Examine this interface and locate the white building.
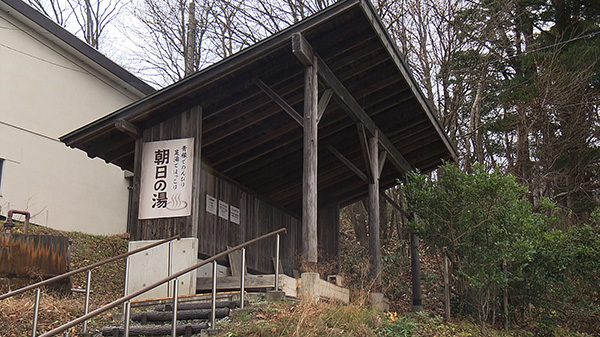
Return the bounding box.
[0,0,154,234]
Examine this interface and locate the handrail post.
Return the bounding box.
[122,255,130,322]
[171,277,179,337]
[275,233,280,291]
[123,301,131,337]
[240,248,246,309]
[82,269,92,333]
[168,241,174,295]
[32,287,41,337]
[211,260,217,329]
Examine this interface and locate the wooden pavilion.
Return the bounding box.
[61,0,456,285]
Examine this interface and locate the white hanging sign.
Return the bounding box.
[206,195,217,215]
[218,200,229,220]
[230,206,240,224]
[139,138,194,219]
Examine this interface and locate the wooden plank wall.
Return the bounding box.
[130,107,203,240]
[198,167,302,275]
[318,203,340,275]
[129,106,341,276]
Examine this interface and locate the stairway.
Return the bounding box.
[101,298,247,336]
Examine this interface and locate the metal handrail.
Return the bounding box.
[38,227,287,337]
[0,235,180,301]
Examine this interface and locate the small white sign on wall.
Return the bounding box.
[230,206,240,224]
[139,138,194,219]
[206,195,217,215]
[218,200,229,220]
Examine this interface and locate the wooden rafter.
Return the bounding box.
[317,88,333,123]
[115,119,142,139]
[378,151,387,178]
[291,32,412,174]
[253,78,304,126]
[357,124,371,178]
[328,145,369,183]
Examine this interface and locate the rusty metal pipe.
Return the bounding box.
[5,209,31,234]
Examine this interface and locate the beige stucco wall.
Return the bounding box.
[0,9,145,234]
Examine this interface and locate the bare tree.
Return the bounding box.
[124,0,338,87]
[27,0,72,26]
[27,0,123,49]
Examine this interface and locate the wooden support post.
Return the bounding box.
[302,57,319,270]
[411,229,423,312]
[368,131,381,288]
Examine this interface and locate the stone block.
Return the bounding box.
[200,328,220,337]
[230,308,251,318]
[369,292,390,312]
[266,290,285,301]
[300,272,320,302]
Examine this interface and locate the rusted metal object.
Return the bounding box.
[4,209,31,234]
[0,234,70,292]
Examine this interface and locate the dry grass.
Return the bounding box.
[216,300,389,337]
[1,290,84,337]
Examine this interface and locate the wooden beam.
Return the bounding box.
[292,33,412,174]
[292,32,315,66]
[115,119,142,139]
[318,55,412,173]
[328,145,369,184]
[368,132,381,288]
[357,124,372,178]
[253,78,304,126]
[204,50,388,150]
[317,88,333,123]
[302,59,319,267]
[380,191,410,219]
[378,151,387,178]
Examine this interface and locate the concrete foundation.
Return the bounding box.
[229,307,252,319]
[200,328,220,337]
[266,290,286,301]
[300,272,320,302]
[369,292,390,312]
[299,272,349,303]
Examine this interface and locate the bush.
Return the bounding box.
[405,163,600,333]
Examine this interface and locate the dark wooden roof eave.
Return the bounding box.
[59,0,362,148]
[59,0,457,212]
